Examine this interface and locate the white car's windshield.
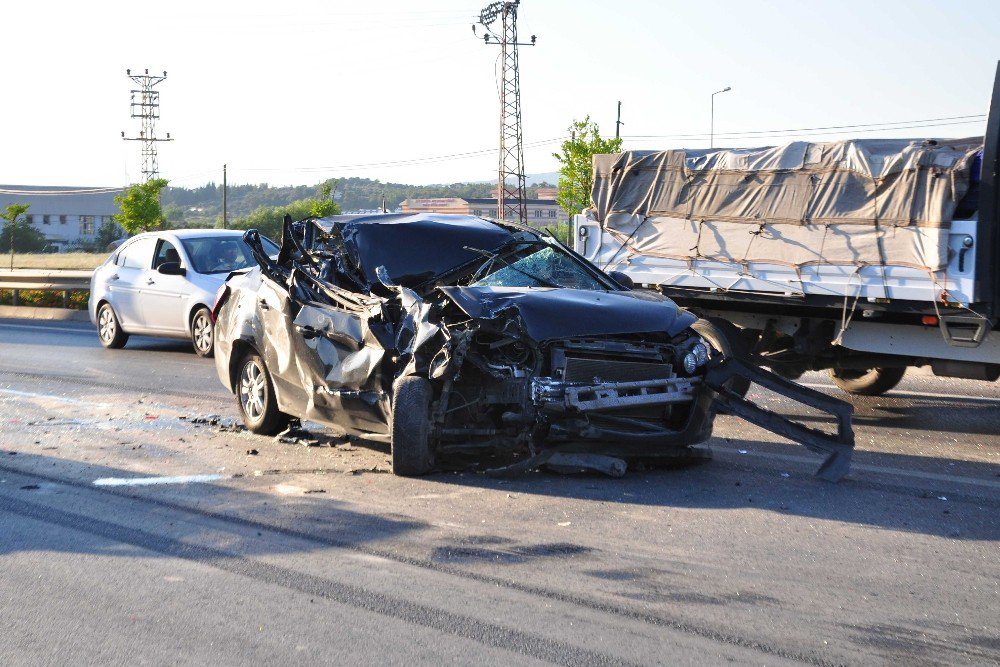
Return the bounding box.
[182,236,278,274]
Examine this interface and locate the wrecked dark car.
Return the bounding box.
[212,213,855,479]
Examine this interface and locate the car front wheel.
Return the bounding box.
[236,352,290,434]
[191,307,214,357]
[97,303,129,349]
[390,376,434,476]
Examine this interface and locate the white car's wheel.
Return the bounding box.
[97,303,129,349]
[191,307,214,357]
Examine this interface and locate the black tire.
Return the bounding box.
[235,352,290,434]
[829,367,906,396]
[692,317,751,398]
[191,306,214,358]
[96,302,129,349]
[390,376,434,476]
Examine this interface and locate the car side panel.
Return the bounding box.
[216,269,390,436]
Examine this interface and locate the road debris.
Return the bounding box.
[546,453,627,478]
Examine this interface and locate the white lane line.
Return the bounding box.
[93,474,226,487]
[798,383,1000,404]
[0,322,93,334]
[714,445,1000,490]
[0,387,111,407]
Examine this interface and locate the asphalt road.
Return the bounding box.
[1,317,998,665]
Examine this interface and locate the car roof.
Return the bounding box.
[163,229,247,240]
[125,228,247,242]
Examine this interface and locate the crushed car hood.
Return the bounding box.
[438,286,697,341]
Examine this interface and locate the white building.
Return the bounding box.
[0,185,122,250]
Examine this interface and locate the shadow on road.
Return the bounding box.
[0,451,426,557]
[416,441,1000,541]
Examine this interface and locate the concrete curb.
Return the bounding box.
[0,305,91,322]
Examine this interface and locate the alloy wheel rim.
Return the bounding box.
[194,314,212,351]
[99,308,115,341]
[239,361,266,420]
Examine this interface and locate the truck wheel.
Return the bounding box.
[236,352,290,434]
[829,367,906,396]
[391,376,434,476]
[692,318,751,398]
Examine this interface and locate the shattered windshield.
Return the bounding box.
[470,244,608,291]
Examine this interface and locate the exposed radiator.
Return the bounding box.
[563,356,674,384]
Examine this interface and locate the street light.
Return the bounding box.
[710,86,732,149]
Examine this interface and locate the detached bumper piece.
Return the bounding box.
[532,376,699,412]
[705,357,855,482]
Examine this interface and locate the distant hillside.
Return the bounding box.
[161,177,557,227]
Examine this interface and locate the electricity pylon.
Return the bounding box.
[122,69,172,182]
[475,2,535,223]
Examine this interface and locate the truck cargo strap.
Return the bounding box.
[705,357,855,482]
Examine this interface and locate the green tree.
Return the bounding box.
[2,204,44,267]
[113,178,169,236]
[552,116,622,220]
[310,181,340,217]
[94,219,124,250]
[230,183,342,240]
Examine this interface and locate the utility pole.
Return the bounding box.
[616,101,623,139]
[222,164,228,229]
[122,69,173,182]
[475,2,536,223]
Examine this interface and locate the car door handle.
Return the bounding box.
[108,274,119,282]
[146,278,156,285]
[295,324,319,340]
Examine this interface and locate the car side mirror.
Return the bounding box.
[608,270,634,290]
[157,261,186,276]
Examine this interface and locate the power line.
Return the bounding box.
[231,138,564,174]
[624,114,987,141]
[0,186,124,196]
[624,119,987,143]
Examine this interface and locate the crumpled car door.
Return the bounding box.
[286,301,390,436]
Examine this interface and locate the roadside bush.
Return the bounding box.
[0,288,89,310]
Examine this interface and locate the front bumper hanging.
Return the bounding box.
[704,356,855,482]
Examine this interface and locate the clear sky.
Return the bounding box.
[3,0,999,188]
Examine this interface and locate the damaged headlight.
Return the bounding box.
[682,340,710,374]
[682,352,698,374]
[693,342,709,366]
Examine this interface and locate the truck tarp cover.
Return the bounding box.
[591,139,982,271]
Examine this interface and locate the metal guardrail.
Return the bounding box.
[0,269,93,307]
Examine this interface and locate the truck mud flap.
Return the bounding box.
[705,357,855,482]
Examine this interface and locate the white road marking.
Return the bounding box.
[0,387,111,407]
[0,322,92,334]
[93,474,226,487]
[799,383,1000,404]
[713,445,1000,490]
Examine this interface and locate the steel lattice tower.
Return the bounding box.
[122,69,172,182]
[477,2,535,223]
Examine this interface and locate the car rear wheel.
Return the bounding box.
[236,352,290,434]
[829,367,906,396]
[191,307,214,357]
[97,303,129,349]
[390,376,434,476]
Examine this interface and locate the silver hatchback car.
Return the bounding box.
[89,229,278,356]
